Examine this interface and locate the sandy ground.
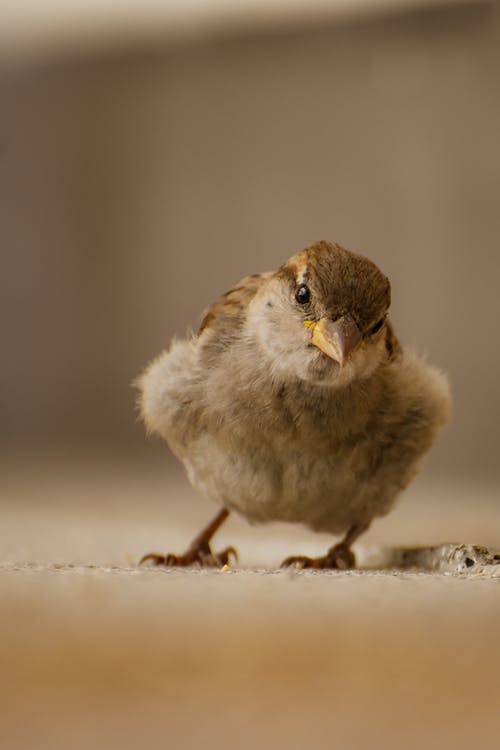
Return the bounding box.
[2,452,500,750]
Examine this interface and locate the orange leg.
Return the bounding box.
[139,507,237,568]
[281,522,370,570]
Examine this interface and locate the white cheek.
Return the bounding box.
[247,292,314,380]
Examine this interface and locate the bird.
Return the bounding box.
[137,240,451,569]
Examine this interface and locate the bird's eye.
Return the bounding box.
[295,284,311,304]
[369,317,385,336]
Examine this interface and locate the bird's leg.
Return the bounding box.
[139,507,238,568]
[281,522,370,570]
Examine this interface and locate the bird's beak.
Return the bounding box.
[305,315,362,367]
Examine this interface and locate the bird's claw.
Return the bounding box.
[139,552,170,566]
[280,554,318,570]
[139,544,238,569]
[281,544,356,570]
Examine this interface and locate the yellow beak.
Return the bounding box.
[305,315,362,367]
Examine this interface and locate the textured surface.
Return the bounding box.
[2,455,500,750]
[3,563,500,750]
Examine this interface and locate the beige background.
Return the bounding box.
[2,1,500,482]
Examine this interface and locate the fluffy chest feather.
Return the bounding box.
[139,332,449,537]
[180,375,391,534]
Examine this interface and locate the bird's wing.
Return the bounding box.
[198,272,272,339]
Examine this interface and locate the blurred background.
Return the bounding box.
[2,3,500,750]
[1,0,500,549]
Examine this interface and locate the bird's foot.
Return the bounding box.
[281,542,356,571]
[139,541,238,569]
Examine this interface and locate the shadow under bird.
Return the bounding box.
[137,241,450,569]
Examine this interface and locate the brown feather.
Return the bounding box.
[384,320,401,361]
[198,273,270,337]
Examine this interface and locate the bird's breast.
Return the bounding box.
[181,423,373,534]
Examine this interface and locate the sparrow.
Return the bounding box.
[137,241,451,569]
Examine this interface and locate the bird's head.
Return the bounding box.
[247,241,392,387]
